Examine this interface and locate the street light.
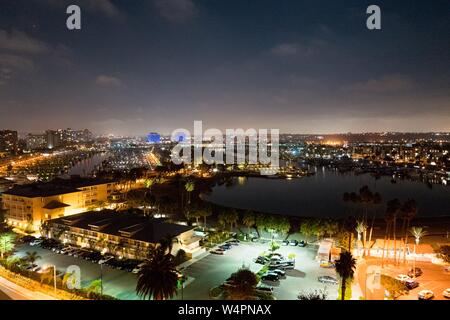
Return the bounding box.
[43,264,57,293]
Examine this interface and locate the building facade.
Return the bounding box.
[0,130,18,155]
[43,210,202,260]
[1,177,116,231]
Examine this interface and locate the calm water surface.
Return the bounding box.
[203,167,450,218]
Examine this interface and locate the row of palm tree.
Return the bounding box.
[381,199,418,266]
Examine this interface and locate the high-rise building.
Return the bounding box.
[0,130,18,154]
[26,133,47,150]
[46,130,61,149]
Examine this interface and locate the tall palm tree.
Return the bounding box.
[409,227,427,278]
[343,216,357,252]
[242,211,256,232]
[184,181,195,205]
[367,192,382,256]
[401,200,417,263]
[410,226,427,245]
[355,220,367,256]
[159,234,176,255]
[199,207,212,230]
[335,251,357,301]
[136,247,178,300]
[384,199,401,264]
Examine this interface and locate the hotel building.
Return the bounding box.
[1,177,116,231]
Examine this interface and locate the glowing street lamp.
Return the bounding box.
[42,264,57,293]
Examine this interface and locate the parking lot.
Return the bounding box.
[14,243,140,300]
[383,261,450,300]
[182,241,339,300]
[12,239,339,300]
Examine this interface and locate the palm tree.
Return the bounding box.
[184,181,195,205]
[409,226,427,276]
[343,216,357,252]
[199,207,212,230]
[23,251,41,266]
[334,251,357,301]
[136,247,179,300]
[401,200,417,263]
[86,279,102,298]
[355,220,367,256]
[159,234,176,255]
[226,268,258,300]
[242,211,256,232]
[384,199,401,264]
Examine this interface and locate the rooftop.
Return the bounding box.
[2,176,114,198]
[49,210,194,244]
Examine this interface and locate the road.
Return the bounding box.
[0,276,55,300]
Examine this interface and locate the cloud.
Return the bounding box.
[0,29,49,54]
[270,40,326,58]
[153,0,197,23]
[342,74,416,94]
[0,54,35,85]
[95,75,122,87]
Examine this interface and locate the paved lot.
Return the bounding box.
[383,261,450,300]
[182,242,339,300]
[14,244,140,300]
[14,242,339,300]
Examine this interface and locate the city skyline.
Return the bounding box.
[0,0,449,135]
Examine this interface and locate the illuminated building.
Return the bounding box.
[44,210,202,260]
[0,130,18,155]
[147,132,161,144]
[1,177,116,231]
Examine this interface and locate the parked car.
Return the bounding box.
[289,240,298,246]
[270,269,286,277]
[211,248,226,255]
[251,237,259,242]
[255,285,273,293]
[59,246,73,254]
[418,290,434,300]
[261,273,279,282]
[405,279,419,290]
[25,264,38,271]
[318,276,338,285]
[320,260,335,268]
[29,239,42,246]
[268,253,283,258]
[282,240,289,246]
[20,235,36,244]
[407,268,423,278]
[444,266,450,272]
[255,256,269,264]
[298,240,307,247]
[98,255,114,264]
[443,288,450,299]
[395,274,411,282]
[219,244,232,250]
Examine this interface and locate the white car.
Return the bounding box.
[443,288,450,299]
[98,256,114,264]
[418,290,434,300]
[395,274,410,282]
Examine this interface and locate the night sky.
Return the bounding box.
[0,0,449,135]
